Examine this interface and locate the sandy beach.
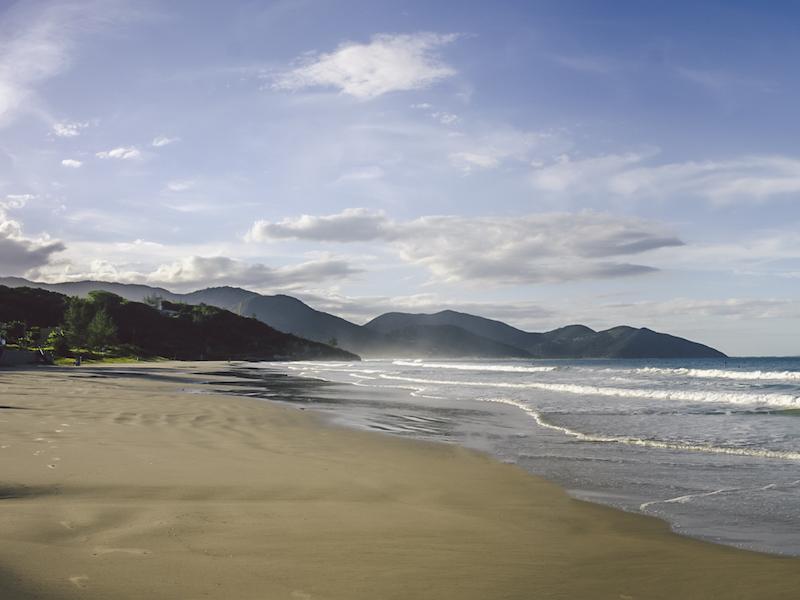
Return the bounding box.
[1,363,799,599]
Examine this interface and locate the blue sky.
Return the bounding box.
[1,0,799,355]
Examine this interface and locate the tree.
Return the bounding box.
[64,298,94,347]
[88,290,124,312]
[86,308,117,351]
[0,320,27,345]
[49,330,70,356]
[143,294,162,309]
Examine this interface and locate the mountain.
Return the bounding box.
[0,276,181,303]
[0,277,726,358]
[0,278,383,354]
[365,311,725,358]
[0,285,358,362]
[221,293,387,353]
[381,324,532,358]
[365,309,537,350]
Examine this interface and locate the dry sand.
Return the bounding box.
[1,362,799,599]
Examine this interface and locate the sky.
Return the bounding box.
[1,0,799,356]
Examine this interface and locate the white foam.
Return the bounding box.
[378,374,800,409]
[392,360,557,373]
[637,367,800,382]
[480,397,800,461]
[286,362,383,375]
[640,479,800,511]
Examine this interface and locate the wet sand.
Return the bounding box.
[1,362,799,599]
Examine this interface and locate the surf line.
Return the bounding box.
[478,397,800,462]
[378,374,800,409]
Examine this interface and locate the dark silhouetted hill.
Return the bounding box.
[0,285,357,361]
[1,277,726,358]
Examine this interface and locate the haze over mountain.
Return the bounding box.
[1,277,725,359]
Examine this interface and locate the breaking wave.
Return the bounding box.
[378,374,800,409]
[392,360,557,373]
[637,367,800,382]
[481,397,800,461]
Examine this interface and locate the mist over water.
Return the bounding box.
[270,356,800,556]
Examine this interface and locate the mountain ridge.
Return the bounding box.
[0,277,726,359]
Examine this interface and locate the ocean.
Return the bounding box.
[264,356,800,556]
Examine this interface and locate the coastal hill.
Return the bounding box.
[0,285,358,362]
[0,277,726,359]
[365,311,725,358]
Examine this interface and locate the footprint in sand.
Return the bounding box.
[33,450,43,456]
[60,521,75,530]
[47,464,57,469]
[69,575,89,589]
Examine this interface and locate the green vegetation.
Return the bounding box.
[0,285,358,362]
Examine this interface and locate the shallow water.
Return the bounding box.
[261,357,800,556]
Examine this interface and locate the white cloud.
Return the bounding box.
[247,209,683,284]
[148,256,359,288]
[0,7,71,125]
[273,32,458,99]
[152,135,180,147]
[61,158,83,168]
[164,180,194,192]
[449,151,500,170]
[433,111,459,125]
[52,120,88,137]
[247,208,391,243]
[530,152,648,192]
[450,129,560,173]
[531,152,800,204]
[0,1,135,127]
[1,194,36,209]
[96,146,141,160]
[38,254,361,291]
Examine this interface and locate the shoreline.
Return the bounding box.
[2,362,800,599]
[278,357,800,556]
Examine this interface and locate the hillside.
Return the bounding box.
[0,285,358,362]
[366,311,725,359]
[0,277,726,358]
[0,278,384,353]
[366,309,538,350]
[380,324,532,358]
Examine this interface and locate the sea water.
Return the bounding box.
[270,357,800,555]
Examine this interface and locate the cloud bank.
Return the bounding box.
[248,208,683,284]
[531,152,800,204]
